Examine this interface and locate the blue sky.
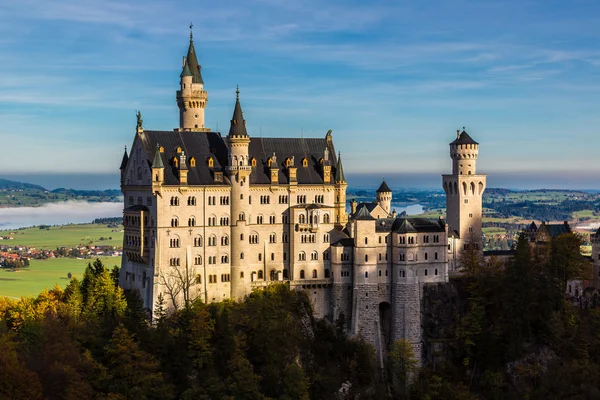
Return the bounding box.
[1,0,600,188]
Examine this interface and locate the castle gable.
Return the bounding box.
[248,137,335,185]
[123,136,152,186]
[138,130,229,186]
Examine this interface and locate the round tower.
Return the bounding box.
[442,128,486,267]
[176,27,209,131]
[376,180,392,216]
[227,88,252,300]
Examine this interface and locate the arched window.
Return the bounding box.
[270,270,277,281]
[299,214,306,224]
[170,196,179,206]
[323,213,330,223]
[424,252,428,260]
[312,269,317,278]
[207,157,214,167]
[240,252,244,259]
[221,254,229,263]
[194,255,202,265]
[251,158,257,167]
[365,254,369,262]
[299,251,306,261]
[188,217,196,227]
[302,158,308,167]
[300,270,305,279]
[189,157,196,167]
[258,270,264,280]
[365,237,368,244]
[425,269,428,276]
[208,235,216,246]
[221,235,229,246]
[311,251,318,261]
[171,217,179,227]
[324,269,330,278]
[435,268,438,275]
[194,236,202,247]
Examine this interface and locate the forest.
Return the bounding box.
[1,232,599,399]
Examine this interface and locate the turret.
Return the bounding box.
[176,25,209,132]
[450,128,479,175]
[334,152,348,225]
[376,180,392,216]
[226,87,252,300]
[179,151,188,185]
[119,146,129,186]
[151,144,164,194]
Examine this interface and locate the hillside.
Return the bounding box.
[0,179,121,207]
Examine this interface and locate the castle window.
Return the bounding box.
[221,235,229,246]
[251,158,257,167]
[365,237,368,245]
[283,252,287,261]
[207,157,214,168]
[269,215,276,224]
[365,271,368,278]
[464,199,469,204]
[365,255,369,262]
[271,253,275,261]
[425,269,428,276]
[399,270,405,277]
[302,158,308,167]
[299,251,306,261]
[220,216,230,226]
[194,236,203,247]
[269,233,276,243]
[188,217,196,227]
[239,213,245,221]
[379,237,382,244]
[258,254,262,262]
[285,158,291,167]
[379,270,382,277]
[312,269,317,278]
[311,251,318,261]
[221,255,229,263]
[299,214,306,224]
[173,157,179,167]
[159,146,164,153]
[257,270,263,280]
[323,213,330,223]
[323,233,330,242]
[424,252,428,260]
[325,269,330,278]
[379,253,382,261]
[399,253,405,261]
[171,217,179,227]
[283,269,289,279]
[435,268,438,276]
[208,235,216,246]
[424,235,429,243]
[170,196,180,206]
[250,234,258,244]
[385,269,388,276]
[257,215,263,224]
[282,233,288,243]
[267,157,273,167]
[194,256,202,265]
[187,196,196,206]
[435,252,438,260]
[189,157,196,167]
[300,270,305,279]
[169,237,180,248]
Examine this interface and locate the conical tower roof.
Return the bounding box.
[180,60,192,78]
[376,180,391,193]
[152,145,164,168]
[228,87,248,137]
[119,147,129,170]
[335,152,346,182]
[185,30,203,84]
[451,128,478,145]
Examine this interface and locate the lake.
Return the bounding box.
[0,201,123,230]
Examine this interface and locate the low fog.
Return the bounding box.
[0,201,123,230]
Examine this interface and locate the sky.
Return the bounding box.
[1,0,599,189]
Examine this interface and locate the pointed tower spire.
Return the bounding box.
[335,152,346,182]
[119,146,129,170]
[185,23,203,84]
[228,86,248,137]
[152,144,164,169]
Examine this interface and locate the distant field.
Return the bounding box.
[0,223,123,249]
[573,210,600,220]
[483,227,507,235]
[0,256,121,299]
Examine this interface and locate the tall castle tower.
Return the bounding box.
[442,128,486,269]
[227,88,252,300]
[176,26,209,131]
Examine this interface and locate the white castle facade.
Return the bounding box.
[119,32,486,359]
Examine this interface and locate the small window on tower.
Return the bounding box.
[207,157,214,168]
[189,157,196,167]
[159,146,165,153]
[251,158,257,167]
[176,147,182,153]
[302,158,308,167]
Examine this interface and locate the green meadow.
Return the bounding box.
[0,223,123,249]
[0,256,121,299]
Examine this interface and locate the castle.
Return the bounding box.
[118,31,486,360]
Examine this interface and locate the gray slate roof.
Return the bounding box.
[137,130,339,186]
[120,148,129,170]
[451,129,478,146]
[376,180,391,193]
[185,37,203,84]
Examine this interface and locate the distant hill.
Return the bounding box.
[0,179,122,207]
[0,178,46,191]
